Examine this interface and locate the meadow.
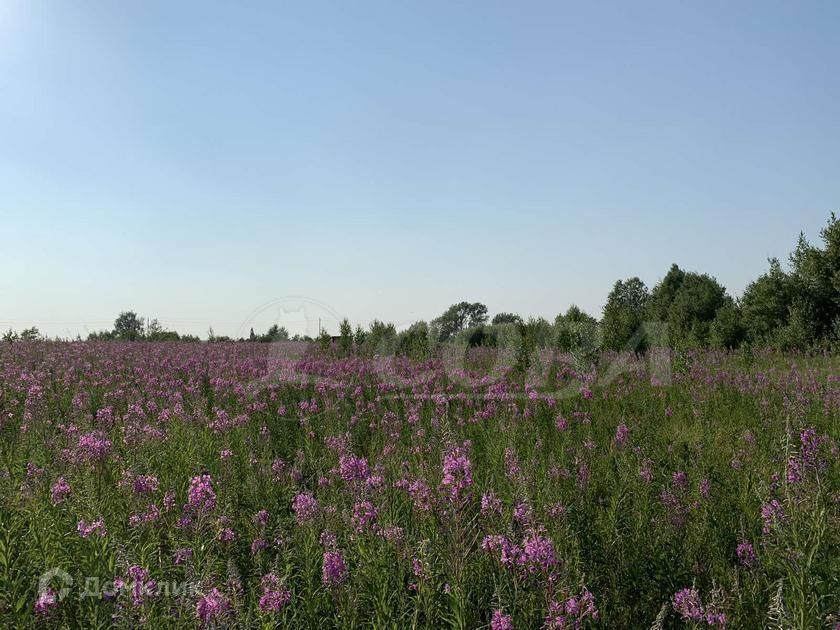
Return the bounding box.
[0,341,837,628]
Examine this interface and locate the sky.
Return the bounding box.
[1,1,838,338]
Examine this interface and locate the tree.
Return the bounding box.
[786,213,840,345]
[147,319,180,341]
[554,305,598,352]
[491,312,523,326]
[709,302,745,349]
[353,325,367,346]
[740,259,794,344]
[20,326,42,341]
[2,328,19,343]
[317,327,332,351]
[365,320,397,355]
[433,302,488,341]
[261,325,289,343]
[601,278,649,351]
[666,273,729,347]
[647,264,686,322]
[645,266,730,347]
[397,321,433,358]
[114,311,144,341]
[338,318,353,356]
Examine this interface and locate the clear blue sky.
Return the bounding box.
[1,1,838,338]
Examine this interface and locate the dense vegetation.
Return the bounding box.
[0,342,837,628]
[5,213,839,354]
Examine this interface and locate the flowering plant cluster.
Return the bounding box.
[1,342,837,627]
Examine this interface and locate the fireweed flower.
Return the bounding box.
[737,541,758,568]
[440,442,473,500]
[173,547,193,565]
[799,427,823,469]
[761,499,784,536]
[320,530,338,549]
[50,477,71,505]
[258,573,291,614]
[132,474,159,495]
[490,609,514,630]
[217,527,236,543]
[163,490,176,512]
[251,538,268,554]
[614,423,629,447]
[504,448,522,481]
[704,607,727,626]
[253,509,270,526]
[406,478,434,513]
[291,492,319,524]
[481,492,503,516]
[338,454,370,483]
[322,550,348,587]
[672,587,704,622]
[482,534,520,568]
[195,588,230,625]
[351,500,379,534]
[544,590,598,628]
[124,565,157,607]
[77,518,107,538]
[786,456,803,484]
[512,500,533,524]
[77,431,112,463]
[566,589,598,621]
[34,588,58,615]
[381,525,404,544]
[186,474,216,513]
[518,532,557,573]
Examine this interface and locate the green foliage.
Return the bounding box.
[396,321,434,358]
[261,324,290,343]
[113,311,144,341]
[741,259,795,345]
[491,312,523,326]
[19,327,42,341]
[710,303,745,349]
[601,277,649,351]
[146,319,181,341]
[2,329,19,343]
[338,319,353,356]
[554,305,599,352]
[353,325,367,346]
[364,320,397,355]
[668,273,728,347]
[433,302,488,342]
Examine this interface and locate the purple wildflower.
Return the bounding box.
[490,609,514,630]
[195,588,230,626]
[736,541,758,568]
[50,477,72,505]
[672,587,704,621]
[186,474,216,513]
[34,588,58,615]
[291,492,319,524]
[322,550,348,587]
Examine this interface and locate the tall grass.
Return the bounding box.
[0,342,837,627]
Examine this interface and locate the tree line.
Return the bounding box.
[4,213,838,353]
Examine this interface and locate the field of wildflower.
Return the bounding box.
[0,341,837,628]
